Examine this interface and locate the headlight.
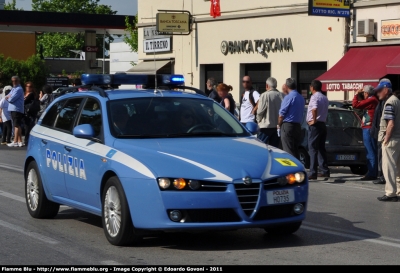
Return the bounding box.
[173,178,186,190]
[158,178,171,189]
[188,180,201,190]
[295,172,305,183]
[278,172,306,186]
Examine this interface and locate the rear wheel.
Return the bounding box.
[102,176,142,246]
[350,165,368,175]
[25,161,60,219]
[264,221,302,235]
[298,148,310,169]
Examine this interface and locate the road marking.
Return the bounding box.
[321,182,383,192]
[101,261,123,265]
[302,224,400,249]
[0,219,59,245]
[305,222,400,243]
[0,163,23,173]
[0,191,25,203]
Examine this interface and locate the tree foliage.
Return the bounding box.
[123,14,138,53]
[0,55,48,89]
[4,0,23,10]
[32,0,116,58]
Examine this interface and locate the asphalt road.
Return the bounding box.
[0,145,399,265]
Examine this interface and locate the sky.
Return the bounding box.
[5,0,138,15]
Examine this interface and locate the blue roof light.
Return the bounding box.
[80,73,185,87]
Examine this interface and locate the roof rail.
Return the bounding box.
[56,85,108,98]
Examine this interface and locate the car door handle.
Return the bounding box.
[64,146,72,152]
[41,139,47,145]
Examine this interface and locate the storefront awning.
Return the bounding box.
[126,60,170,73]
[317,46,400,91]
[387,53,400,74]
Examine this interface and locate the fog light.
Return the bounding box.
[278,177,287,186]
[188,180,201,190]
[158,178,171,189]
[293,203,304,215]
[169,210,182,222]
[286,174,297,185]
[295,172,305,183]
[173,178,186,190]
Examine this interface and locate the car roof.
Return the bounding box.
[55,88,212,101]
[304,105,352,111]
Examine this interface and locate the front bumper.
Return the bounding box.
[120,178,308,231]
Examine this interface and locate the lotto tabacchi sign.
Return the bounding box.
[220,38,293,55]
[308,0,350,17]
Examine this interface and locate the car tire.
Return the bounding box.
[102,176,142,246]
[298,148,310,169]
[264,221,302,235]
[350,165,368,176]
[25,161,60,219]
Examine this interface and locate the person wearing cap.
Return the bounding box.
[352,85,379,181]
[375,79,400,202]
[0,86,13,144]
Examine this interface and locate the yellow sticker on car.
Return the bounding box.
[275,158,298,167]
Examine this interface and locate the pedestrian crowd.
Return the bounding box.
[206,75,400,202]
[0,76,55,147]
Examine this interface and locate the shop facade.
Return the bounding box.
[136,0,346,101]
[317,0,400,97]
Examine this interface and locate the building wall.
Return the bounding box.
[138,0,346,101]
[0,32,36,60]
[109,42,138,74]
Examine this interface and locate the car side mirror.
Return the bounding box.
[245,122,260,135]
[73,124,101,143]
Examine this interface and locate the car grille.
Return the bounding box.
[234,183,260,216]
[253,203,305,221]
[184,209,241,223]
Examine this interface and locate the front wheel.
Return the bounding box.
[102,176,142,246]
[25,161,60,219]
[298,149,310,169]
[264,221,302,235]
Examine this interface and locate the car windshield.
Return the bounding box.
[326,110,361,128]
[108,97,249,138]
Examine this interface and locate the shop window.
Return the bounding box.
[200,64,223,93]
[244,63,271,94]
[293,62,327,100]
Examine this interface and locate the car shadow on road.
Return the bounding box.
[54,208,381,250]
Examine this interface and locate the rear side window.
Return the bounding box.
[54,98,84,132]
[77,98,102,137]
[327,111,361,128]
[41,100,65,127]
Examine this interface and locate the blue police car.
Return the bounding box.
[24,73,308,246]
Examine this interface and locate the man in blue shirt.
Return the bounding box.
[5,76,24,147]
[277,78,305,159]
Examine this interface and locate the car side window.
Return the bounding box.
[77,98,102,137]
[54,98,84,132]
[41,100,66,128]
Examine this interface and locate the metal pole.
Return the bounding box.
[103,31,105,74]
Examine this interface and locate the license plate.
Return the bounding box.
[336,155,356,160]
[267,189,295,205]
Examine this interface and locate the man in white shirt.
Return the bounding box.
[240,75,260,125]
[0,86,12,144]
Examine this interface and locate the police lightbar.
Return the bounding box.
[81,74,185,86]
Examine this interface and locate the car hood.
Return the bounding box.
[112,137,303,182]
